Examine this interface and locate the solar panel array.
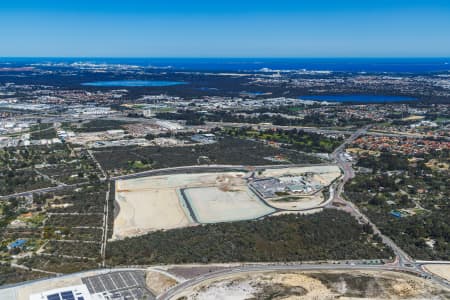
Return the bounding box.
[47,294,60,300]
[47,290,83,300]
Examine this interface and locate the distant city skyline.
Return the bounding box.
[1,0,450,57]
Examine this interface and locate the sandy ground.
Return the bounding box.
[145,270,178,296]
[113,169,339,239]
[424,264,450,282]
[267,193,325,210]
[190,280,256,300]
[113,181,193,239]
[116,172,247,191]
[184,186,275,223]
[113,172,251,239]
[178,270,450,300]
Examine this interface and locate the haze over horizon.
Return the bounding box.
[1,0,450,58]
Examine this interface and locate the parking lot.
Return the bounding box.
[82,270,155,300]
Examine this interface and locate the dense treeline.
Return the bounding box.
[29,124,57,140]
[44,241,101,258]
[46,214,103,227]
[0,144,71,169]
[94,136,322,174]
[0,263,48,285]
[45,185,108,213]
[18,256,98,274]
[375,211,449,260]
[225,127,343,153]
[0,169,54,196]
[156,109,376,127]
[106,210,392,265]
[0,144,100,195]
[357,152,409,171]
[67,119,134,133]
[347,152,450,260]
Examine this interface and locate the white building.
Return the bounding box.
[142,109,153,118]
[30,284,92,300]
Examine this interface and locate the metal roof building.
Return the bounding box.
[29,285,92,300]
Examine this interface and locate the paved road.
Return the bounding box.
[101,182,111,267]
[157,263,446,300]
[2,123,449,296]
[110,163,331,180]
[205,121,450,141]
[158,126,449,299]
[326,126,450,287]
[87,149,108,180]
[0,182,88,200]
[329,126,414,266]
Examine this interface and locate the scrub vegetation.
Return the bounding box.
[106,209,392,265]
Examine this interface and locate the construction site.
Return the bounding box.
[175,269,449,300]
[113,165,341,239]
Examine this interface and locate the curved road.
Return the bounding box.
[2,125,449,298]
[157,263,447,300]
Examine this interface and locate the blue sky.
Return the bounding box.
[1,0,449,57]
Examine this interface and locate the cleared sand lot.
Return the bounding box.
[424,264,450,282]
[183,186,275,223]
[113,172,256,239]
[114,175,194,239]
[114,184,192,239]
[113,167,340,239]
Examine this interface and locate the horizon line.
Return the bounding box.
[1,56,450,59]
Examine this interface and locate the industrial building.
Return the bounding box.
[30,285,91,300]
[250,174,322,198]
[28,270,154,300]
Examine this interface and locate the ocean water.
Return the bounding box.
[1,57,449,73]
[299,95,417,103]
[81,80,186,87]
